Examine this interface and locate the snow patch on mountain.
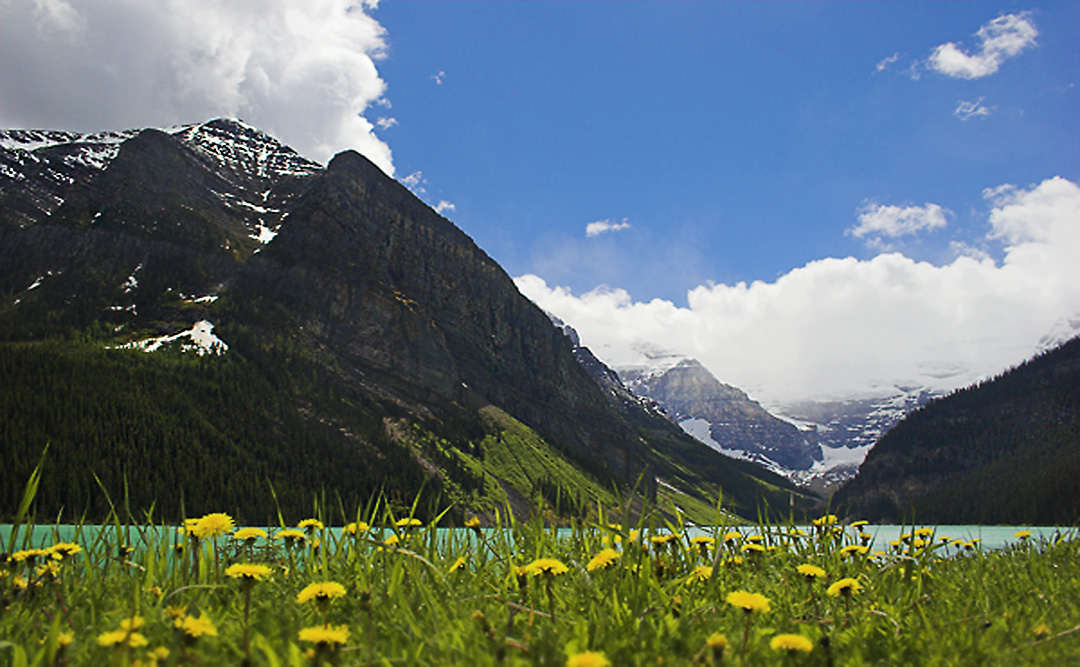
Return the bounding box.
[679,418,788,476]
[114,320,228,357]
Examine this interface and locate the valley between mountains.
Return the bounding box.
[2,119,1076,525]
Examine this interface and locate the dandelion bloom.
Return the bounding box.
[277,529,306,544]
[690,536,715,546]
[797,564,826,580]
[688,566,713,583]
[914,527,935,538]
[849,520,869,528]
[449,557,467,573]
[299,624,350,647]
[97,630,148,648]
[745,534,764,544]
[741,543,766,554]
[395,517,423,528]
[193,513,234,539]
[11,548,47,562]
[225,563,274,581]
[383,534,401,547]
[53,631,75,648]
[45,543,82,560]
[344,521,369,535]
[586,549,621,572]
[811,515,838,527]
[297,581,347,604]
[525,558,569,576]
[726,591,771,613]
[839,545,870,558]
[175,614,218,639]
[826,577,863,597]
[233,528,267,542]
[298,519,324,531]
[770,633,814,654]
[465,517,482,529]
[722,531,742,543]
[1014,530,1032,540]
[566,650,611,667]
[706,633,728,651]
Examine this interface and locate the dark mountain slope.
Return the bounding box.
[0,119,808,523]
[834,336,1080,524]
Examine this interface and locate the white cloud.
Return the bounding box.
[432,70,446,85]
[927,12,1038,79]
[517,177,1080,406]
[0,0,394,174]
[400,171,426,195]
[954,98,993,121]
[585,219,632,237]
[376,116,398,130]
[848,202,950,240]
[435,200,456,214]
[875,52,900,73]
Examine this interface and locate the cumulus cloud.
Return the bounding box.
[0,0,394,173]
[848,202,950,240]
[875,52,900,73]
[435,200,456,214]
[927,12,1038,79]
[517,177,1080,406]
[954,98,993,121]
[585,219,632,237]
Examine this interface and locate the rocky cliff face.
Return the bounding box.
[621,359,821,471]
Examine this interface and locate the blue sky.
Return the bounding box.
[2,0,1078,404]
[371,2,1078,303]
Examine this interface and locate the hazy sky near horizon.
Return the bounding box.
[2,0,1078,403]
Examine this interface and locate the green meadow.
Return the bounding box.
[2,466,1079,666]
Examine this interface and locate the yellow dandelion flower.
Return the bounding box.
[36,561,61,579]
[688,566,713,583]
[192,513,234,539]
[706,632,728,651]
[344,521,369,535]
[164,605,188,621]
[146,647,170,663]
[97,630,148,648]
[722,531,742,543]
[649,534,679,545]
[849,520,869,528]
[383,534,400,547]
[276,528,306,544]
[839,545,870,558]
[298,518,324,532]
[296,581,347,604]
[628,529,641,543]
[120,617,144,632]
[298,624,349,647]
[690,535,715,546]
[225,563,274,581]
[826,577,863,597]
[464,517,482,529]
[525,558,569,576]
[394,517,423,528]
[724,556,744,566]
[745,534,764,543]
[1014,530,1032,540]
[812,515,838,526]
[726,590,771,613]
[741,543,766,553]
[771,633,814,654]
[797,563,826,580]
[914,527,935,537]
[142,585,162,597]
[449,557,467,573]
[45,542,82,560]
[586,549,621,572]
[175,614,218,639]
[49,631,75,648]
[566,650,611,667]
[788,527,806,536]
[11,548,46,562]
[233,527,267,541]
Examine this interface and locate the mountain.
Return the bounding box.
[833,336,1080,524]
[619,357,821,472]
[0,118,807,523]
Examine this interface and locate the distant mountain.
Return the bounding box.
[834,336,1080,524]
[0,119,808,523]
[619,357,821,472]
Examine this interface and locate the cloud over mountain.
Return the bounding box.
[0,0,393,173]
[517,176,1080,406]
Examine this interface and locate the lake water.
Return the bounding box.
[2,524,1071,556]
